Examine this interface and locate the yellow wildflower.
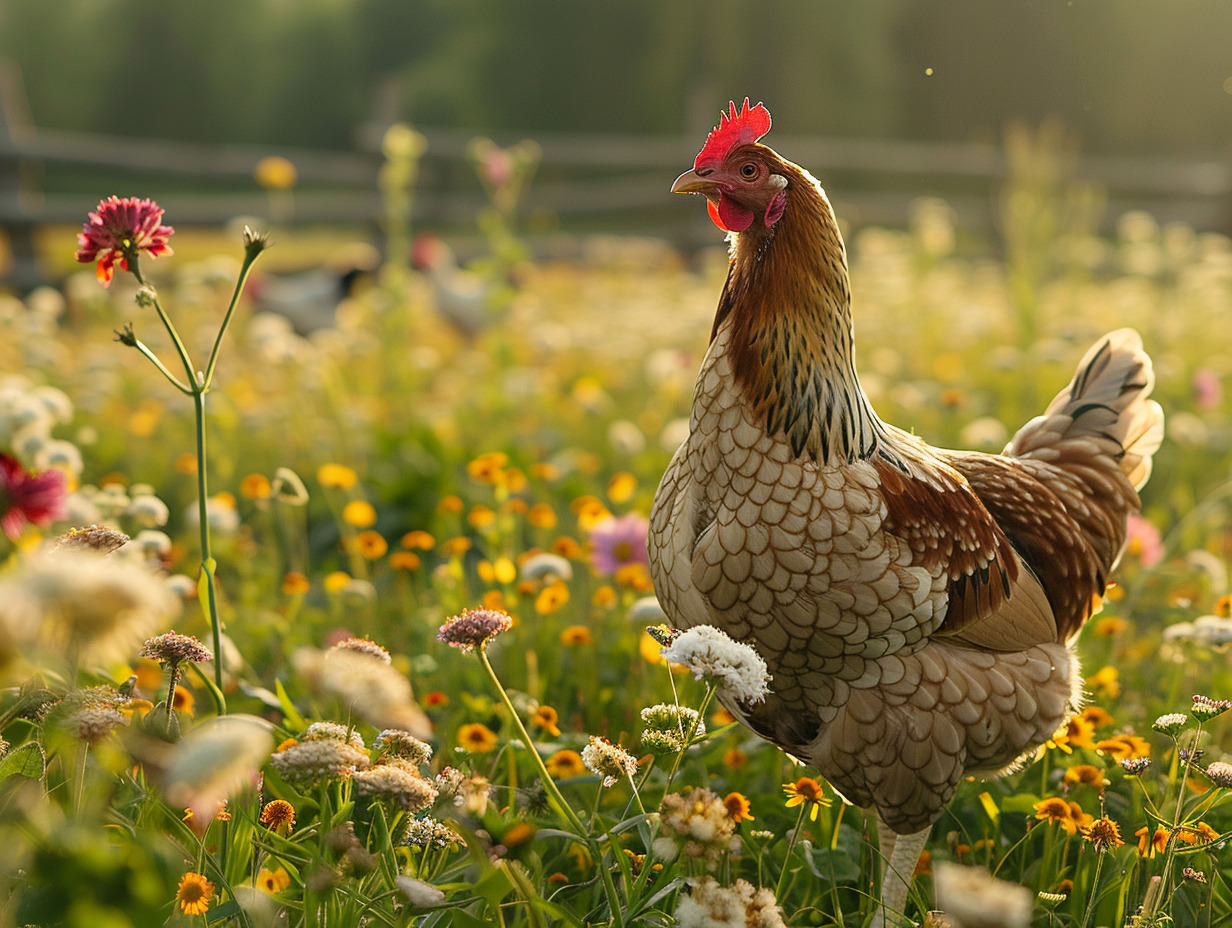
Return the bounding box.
[317,463,358,490]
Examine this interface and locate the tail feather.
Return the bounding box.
[1006,328,1165,572]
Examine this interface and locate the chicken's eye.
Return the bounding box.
[740,162,759,179]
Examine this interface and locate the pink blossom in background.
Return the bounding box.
[589,513,650,576]
[1125,512,1164,568]
[0,454,67,540]
[481,148,514,188]
[1193,368,1222,412]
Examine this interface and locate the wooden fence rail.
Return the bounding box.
[3,116,1231,288]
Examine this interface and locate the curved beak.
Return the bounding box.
[671,168,719,195]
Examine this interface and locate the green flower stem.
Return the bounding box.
[192,386,226,694]
[127,336,192,394]
[126,254,229,697]
[775,801,809,902]
[476,645,624,928]
[1077,848,1106,928]
[661,683,716,794]
[202,239,263,389]
[129,257,196,389]
[72,741,89,819]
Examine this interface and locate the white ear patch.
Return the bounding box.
[769,174,788,190]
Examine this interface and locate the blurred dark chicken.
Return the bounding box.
[648,100,1164,926]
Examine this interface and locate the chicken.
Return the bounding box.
[648,100,1165,927]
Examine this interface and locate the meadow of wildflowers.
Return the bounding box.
[0,133,1230,927]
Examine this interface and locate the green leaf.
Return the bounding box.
[473,865,514,909]
[275,678,306,731]
[0,741,46,780]
[447,911,493,928]
[205,900,241,925]
[1000,792,1043,815]
[805,844,861,885]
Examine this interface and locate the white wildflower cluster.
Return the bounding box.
[933,861,1032,928]
[292,643,430,737]
[1152,713,1190,737]
[300,721,367,750]
[653,786,737,868]
[640,703,704,755]
[661,625,772,704]
[164,715,275,822]
[1204,761,1232,789]
[395,876,446,908]
[373,729,433,766]
[270,737,370,788]
[1163,615,1232,649]
[581,735,638,788]
[352,764,438,812]
[519,552,573,583]
[0,548,180,672]
[403,817,466,850]
[673,876,786,928]
[0,377,80,481]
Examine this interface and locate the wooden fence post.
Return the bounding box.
[0,60,43,291]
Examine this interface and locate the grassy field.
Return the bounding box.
[1,176,1231,928]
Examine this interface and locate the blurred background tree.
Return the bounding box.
[2,0,1230,156]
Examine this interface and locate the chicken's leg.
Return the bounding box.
[870,822,929,928]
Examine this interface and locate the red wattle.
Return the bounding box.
[706,199,728,232]
[717,195,754,233]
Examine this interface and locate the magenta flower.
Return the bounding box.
[1,454,67,540]
[75,196,175,286]
[588,514,650,576]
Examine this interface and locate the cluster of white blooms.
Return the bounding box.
[0,548,180,671]
[640,703,704,755]
[395,876,446,908]
[662,625,772,704]
[673,876,786,928]
[1164,615,1232,649]
[933,861,1032,928]
[292,643,430,737]
[581,735,638,788]
[351,764,438,812]
[653,786,737,868]
[0,375,80,481]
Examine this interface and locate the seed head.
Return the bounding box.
[259,799,296,832]
[437,608,514,652]
[1082,816,1125,852]
[269,738,370,788]
[352,764,438,812]
[52,525,130,556]
[372,729,433,765]
[140,631,212,666]
[331,636,392,664]
[1203,761,1232,788]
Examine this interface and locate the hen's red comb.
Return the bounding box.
[694,99,772,169]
